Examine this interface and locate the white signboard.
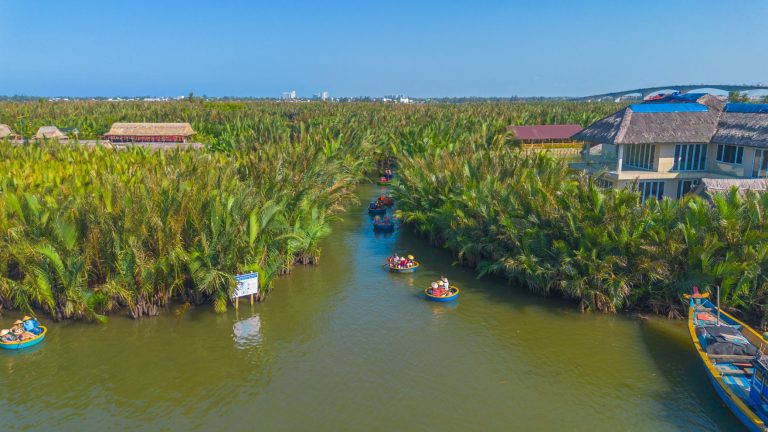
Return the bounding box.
[233,272,259,299]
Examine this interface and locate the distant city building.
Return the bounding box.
[321,91,329,101]
[282,90,297,100]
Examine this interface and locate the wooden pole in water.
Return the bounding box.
[235,296,239,311]
[250,294,254,305]
[716,285,721,326]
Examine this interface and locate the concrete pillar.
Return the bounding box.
[616,144,623,173]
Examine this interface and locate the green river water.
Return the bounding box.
[0,186,746,431]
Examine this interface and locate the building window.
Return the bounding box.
[637,181,665,203]
[676,179,699,198]
[624,144,655,170]
[753,149,768,178]
[716,144,744,165]
[594,178,613,189]
[673,144,707,171]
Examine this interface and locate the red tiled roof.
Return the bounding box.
[507,124,583,141]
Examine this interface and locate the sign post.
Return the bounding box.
[233,273,259,311]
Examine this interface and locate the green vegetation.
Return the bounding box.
[0,138,368,320]
[392,143,768,326]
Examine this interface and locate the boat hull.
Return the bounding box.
[425,287,459,302]
[0,326,47,351]
[373,223,394,232]
[368,207,387,215]
[377,180,391,186]
[688,301,767,431]
[389,262,419,273]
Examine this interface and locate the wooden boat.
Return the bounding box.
[425,286,459,302]
[688,292,768,431]
[0,326,47,351]
[389,261,419,273]
[368,206,386,215]
[373,221,395,232]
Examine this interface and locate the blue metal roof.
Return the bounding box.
[725,103,768,113]
[629,103,709,113]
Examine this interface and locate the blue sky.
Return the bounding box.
[0,0,766,97]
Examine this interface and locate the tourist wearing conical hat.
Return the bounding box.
[0,328,16,342]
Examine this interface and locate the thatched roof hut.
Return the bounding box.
[34,126,68,140]
[693,178,768,201]
[104,123,195,143]
[0,124,17,140]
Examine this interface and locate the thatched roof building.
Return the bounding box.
[693,178,768,201]
[104,123,195,143]
[34,126,68,140]
[711,104,768,148]
[573,94,724,145]
[0,124,17,140]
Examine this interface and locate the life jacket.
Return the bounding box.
[23,319,39,332]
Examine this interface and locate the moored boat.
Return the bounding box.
[688,289,768,431]
[389,261,419,273]
[425,286,459,302]
[0,326,47,351]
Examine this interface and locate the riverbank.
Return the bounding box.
[391,146,768,328]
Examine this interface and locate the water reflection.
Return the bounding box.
[373,230,395,240]
[233,314,263,349]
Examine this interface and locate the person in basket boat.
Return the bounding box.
[384,169,394,180]
[1,316,42,342]
[376,195,393,206]
[388,254,415,269]
[369,200,386,211]
[428,281,452,297]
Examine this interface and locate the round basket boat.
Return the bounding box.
[368,206,387,215]
[377,179,391,186]
[425,287,459,302]
[373,222,395,232]
[389,261,420,273]
[0,326,47,351]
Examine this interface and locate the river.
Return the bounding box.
[0,185,745,431]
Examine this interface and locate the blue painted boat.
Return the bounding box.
[425,286,459,302]
[368,206,386,215]
[688,292,768,431]
[0,326,47,351]
[389,261,419,273]
[373,222,395,232]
